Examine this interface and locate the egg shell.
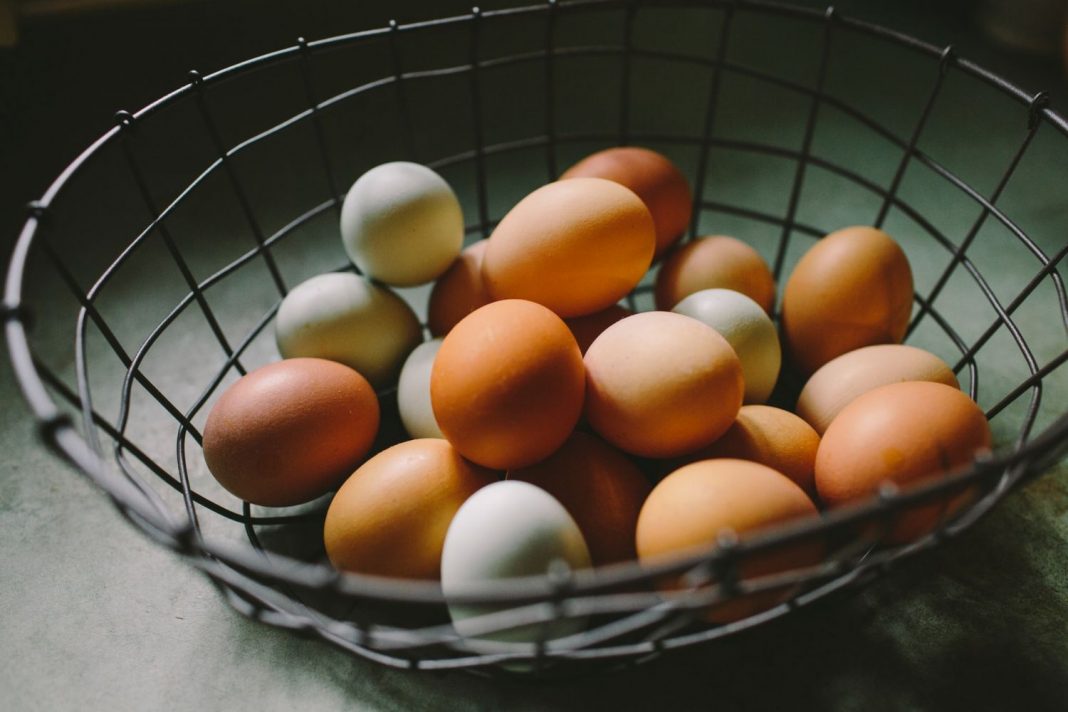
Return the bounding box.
[654,235,776,313]
[508,431,652,566]
[323,439,497,579]
[427,240,492,337]
[202,358,379,507]
[781,226,914,375]
[274,272,422,387]
[583,311,743,458]
[561,146,692,259]
[397,338,445,439]
[797,343,960,435]
[814,381,992,544]
[340,161,464,286]
[481,178,655,317]
[431,300,586,470]
[673,288,782,404]
[636,459,822,622]
[674,405,820,497]
[441,480,591,642]
[564,304,633,354]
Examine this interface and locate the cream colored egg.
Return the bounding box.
[673,288,781,404]
[274,272,422,387]
[340,161,464,286]
[397,338,445,439]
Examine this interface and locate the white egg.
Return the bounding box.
[673,288,781,403]
[397,338,445,439]
[340,161,464,286]
[274,272,422,387]
[441,480,591,644]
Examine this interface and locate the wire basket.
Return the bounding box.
[5,0,1068,675]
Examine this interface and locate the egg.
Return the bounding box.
[654,235,776,313]
[427,240,492,336]
[397,338,445,439]
[797,344,960,434]
[676,405,820,497]
[202,358,379,507]
[274,272,422,387]
[431,300,586,469]
[673,288,781,404]
[561,146,692,259]
[584,311,743,458]
[481,178,655,317]
[323,439,497,579]
[781,226,914,375]
[441,480,591,641]
[340,161,464,286]
[508,432,652,566]
[815,381,992,544]
[564,304,633,354]
[636,459,822,622]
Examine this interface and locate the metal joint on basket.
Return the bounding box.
[113,110,135,131]
[938,45,956,72]
[187,69,205,89]
[0,301,32,330]
[36,412,73,445]
[25,200,48,223]
[823,5,838,21]
[296,36,310,54]
[713,529,741,596]
[1028,92,1050,131]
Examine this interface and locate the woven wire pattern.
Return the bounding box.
[5,0,1068,674]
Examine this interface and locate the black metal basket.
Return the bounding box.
[5,0,1068,675]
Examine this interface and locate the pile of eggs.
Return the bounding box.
[202,148,992,633]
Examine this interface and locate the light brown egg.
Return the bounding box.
[584,311,743,458]
[427,240,491,336]
[508,431,652,566]
[636,459,822,622]
[481,178,655,318]
[431,299,586,469]
[781,226,914,375]
[564,304,633,354]
[654,235,776,313]
[561,146,692,260]
[202,358,379,507]
[815,381,992,544]
[678,405,820,497]
[797,344,960,435]
[323,439,497,579]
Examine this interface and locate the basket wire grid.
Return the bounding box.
[5,0,1068,674]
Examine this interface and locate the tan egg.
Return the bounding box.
[782,226,914,375]
[654,235,776,313]
[636,459,822,622]
[797,344,960,435]
[678,405,820,497]
[508,432,652,566]
[431,299,586,469]
[202,358,379,507]
[427,240,491,337]
[481,178,655,317]
[324,439,498,579]
[584,311,743,458]
[564,304,633,354]
[561,146,692,260]
[815,381,992,544]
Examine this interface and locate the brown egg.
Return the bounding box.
[564,304,633,354]
[508,432,652,566]
[561,146,692,260]
[636,459,822,622]
[654,235,776,313]
[431,299,586,469]
[584,311,743,458]
[481,178,655,317]
[782,226,914,375]
[797,344,960,435]
[427,240,491,336]
[815,381,992,544]
[202,358,379,507]
[324,439,498,579]
[679,405,820,497]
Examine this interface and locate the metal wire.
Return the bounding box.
[5,0,1068,675]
